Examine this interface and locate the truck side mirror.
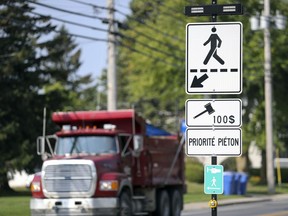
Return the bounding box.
[37,136,45,155]
[133,135,143,157]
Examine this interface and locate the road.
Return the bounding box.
[182,198,288,216]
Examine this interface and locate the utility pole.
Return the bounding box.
[107,0,117,110]
[263,0,275,194]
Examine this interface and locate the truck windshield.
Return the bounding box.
[55,136,117,155]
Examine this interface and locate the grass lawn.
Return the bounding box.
[0,188,30,216]
[184,181,240,203]
[1,183,288,216]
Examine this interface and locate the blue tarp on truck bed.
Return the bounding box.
[146,124,171,136]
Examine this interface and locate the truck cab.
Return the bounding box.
[30,109,185,216]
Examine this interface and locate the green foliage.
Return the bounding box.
[185,158,204,183]
[221,157,237,171]
[118,0,189,132]
[0,0,93,190]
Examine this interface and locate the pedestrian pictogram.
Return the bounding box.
[204,165,223,194]
[186,22,243,94]
[211,177,217,187]
[203,27,224,65]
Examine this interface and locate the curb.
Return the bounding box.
[183,195,278,211]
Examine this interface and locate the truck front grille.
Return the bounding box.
[42,160,96,198]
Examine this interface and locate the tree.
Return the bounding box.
[117,0,190,132]
[0,0,91,191]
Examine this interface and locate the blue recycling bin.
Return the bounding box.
[233,172,241,194]
[223,172,235,195]
[238,173,248,195]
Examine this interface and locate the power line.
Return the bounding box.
[0,12,110,43]
[119,22,184,53]
[31,11,108,33]
[116,8,185,43]
[54,29,109,43]
[29,0,183,52]
[31,11,181,60]
[119,32,183,61]
[117,39,182,68]
[27,0,107,22]
[26,19,181,68]
[61,0,185,44]
[26,1,183,68]
[66,0,111,12]
[30,8,183,61]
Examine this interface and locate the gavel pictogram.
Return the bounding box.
[193,103,215,119]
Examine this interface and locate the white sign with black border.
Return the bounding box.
[185,99,242,127]
[186,128,242,156]
[186,22,242,94]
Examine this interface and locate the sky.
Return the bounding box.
[31,0,131,81]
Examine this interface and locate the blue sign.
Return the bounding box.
[204,165,223,194]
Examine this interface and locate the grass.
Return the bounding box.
[1,183,288,216]
[0,188,30,216]
[184,182,240,203]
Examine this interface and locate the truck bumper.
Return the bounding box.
[30,197,119,216]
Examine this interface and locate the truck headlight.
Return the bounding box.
[99,180,119,191]
[31,182,41,192]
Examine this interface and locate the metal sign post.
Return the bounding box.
[211,156,217,216]
[184,1,243,216]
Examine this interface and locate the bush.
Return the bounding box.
[220,157,236,171]
[185,158,204,183]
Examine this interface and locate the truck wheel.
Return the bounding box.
[156,190,170,216]
[119,191,132,216]
[170,189,182,216]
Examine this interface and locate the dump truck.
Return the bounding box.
[30,109,185,216]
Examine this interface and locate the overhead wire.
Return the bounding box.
[0,10,110,43]
[29,1,184,61]
[8,6,181,68]
[116,39,182,68]
[27,0,184,67]
[27,0,107,22]
[118,6,185,43]
[31,10,108,34]
[64,0,185,44]
[30,10,182,61]
[66,0,111,12]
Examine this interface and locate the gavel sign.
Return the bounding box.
[193,103,215,119]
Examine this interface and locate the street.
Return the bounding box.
[182,198,288,216]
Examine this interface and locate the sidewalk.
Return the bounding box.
[183,194,288,211]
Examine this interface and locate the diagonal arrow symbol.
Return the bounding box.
[190,74,209,88]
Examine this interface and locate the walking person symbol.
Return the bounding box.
[203,27,225,65]
[211,177,217,187]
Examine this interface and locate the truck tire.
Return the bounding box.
[170,189,182,216]
[155,190,170,216]
[119,191,132,216]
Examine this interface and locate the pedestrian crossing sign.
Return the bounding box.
[186,22,242,94]
[204,165,224,194]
